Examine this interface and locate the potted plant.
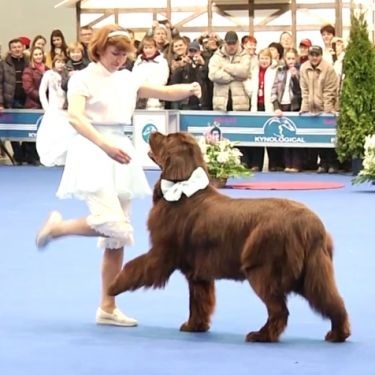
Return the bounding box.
[352,134,375,185]
[197,125,251,187]
[336,8,375,175]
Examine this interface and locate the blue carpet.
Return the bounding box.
[0,166,374,375]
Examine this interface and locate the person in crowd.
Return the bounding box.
[300,45,339,174]
[35,24,202,327]
[79,25,93,64]
[169,39,209,110]
[46,29,68,68]
[166,36,188,73]
[298,38,312,64]
[37,54,72,166]
[320,24,336,64]
[243,35,258,73]
[0,38,29,165]
[152,24,170,55]
[246,48,279,171]
[271,48,303,172]
[279,31,293,50]
[332,36,346,90]
[132,36,170,109]
[268,42,284,68]
[21,46,48,165]
[18,36,31,51]
[66,42,89,73]
[209,31,251,168]
[208,30,250,111]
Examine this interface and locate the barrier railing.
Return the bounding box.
[0,109,336,149]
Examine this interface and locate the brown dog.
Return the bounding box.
[109,132,350,342]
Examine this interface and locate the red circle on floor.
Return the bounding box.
[227,181,345,190]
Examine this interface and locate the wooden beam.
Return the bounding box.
[248,0,254,35]
[291,0,297,46]
[257,5,289,27]
[173,10,207,29]
[336,0,343,36]
[86,12,113,28]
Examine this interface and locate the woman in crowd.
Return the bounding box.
[22,46,48,165]
[37,54,73,166]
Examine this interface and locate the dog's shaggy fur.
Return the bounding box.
[109,132,350,342]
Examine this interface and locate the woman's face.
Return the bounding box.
[284,52,297,68]
[259,54,271,68]
[35,38,46,51]
[32,48,44,64]
[52,36,62,48]
[69,49,83,62]
[321,31,334,46]
[269,47,280,61]
[99,45,127,72]
[54,60,65,72]
[153,28,167,45]
[143,43,157,58]
[244,41,257,55]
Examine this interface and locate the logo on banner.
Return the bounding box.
[255,117,305,143]
[142,123,158,143]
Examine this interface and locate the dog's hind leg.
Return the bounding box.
[245,276,289,343]
[180,279,215,332]
[108,252,175,296]
[303,238,350,342]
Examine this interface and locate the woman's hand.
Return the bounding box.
[190,82,202,98]
[275,109,283,117]
[102,142,131,164]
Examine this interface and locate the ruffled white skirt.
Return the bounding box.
[56,124,152,200]
[36,109,77,167]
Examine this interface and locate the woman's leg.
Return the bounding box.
[36,213,100,248]
[100,247,123,312]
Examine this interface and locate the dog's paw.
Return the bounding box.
[180,321,210,332]
[325,330,350,343]
[245,331,278,343]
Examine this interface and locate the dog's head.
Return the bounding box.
[149,132,207,181]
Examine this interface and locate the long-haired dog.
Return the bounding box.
[109,132,350,342]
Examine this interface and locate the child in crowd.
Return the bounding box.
[37,54,74,167]
[132,36,169,109]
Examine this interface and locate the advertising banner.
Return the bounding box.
[179,111,336,148]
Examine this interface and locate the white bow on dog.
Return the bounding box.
[161,167,209,202]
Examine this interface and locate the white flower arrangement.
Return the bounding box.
[197,125,251,180]
[352,134,375,184]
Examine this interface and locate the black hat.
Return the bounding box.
[188,40,200,51]
[224,31,238,44]
[308,45,323,56]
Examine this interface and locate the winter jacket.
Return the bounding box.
[299,59,338,113]
[208,46,251,111]
[0,53,28,107]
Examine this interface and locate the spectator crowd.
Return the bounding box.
[0,22,349,173]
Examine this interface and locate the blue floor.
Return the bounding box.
[1,166,374,375]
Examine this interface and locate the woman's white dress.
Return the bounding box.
[36,69,76,166]
[55,62,151,200]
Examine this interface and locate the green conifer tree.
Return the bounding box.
[336,9,375,161]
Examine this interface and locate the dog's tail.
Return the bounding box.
[108,253,175,296]
[303,233,350,341]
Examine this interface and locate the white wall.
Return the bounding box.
[0,0,75,57]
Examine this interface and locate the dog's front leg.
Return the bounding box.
[108,252,175,296]
[180,278,216,333]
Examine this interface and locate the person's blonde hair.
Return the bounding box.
[67,41,84,55]
[52,53,66,68]
[88,24,134,62]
